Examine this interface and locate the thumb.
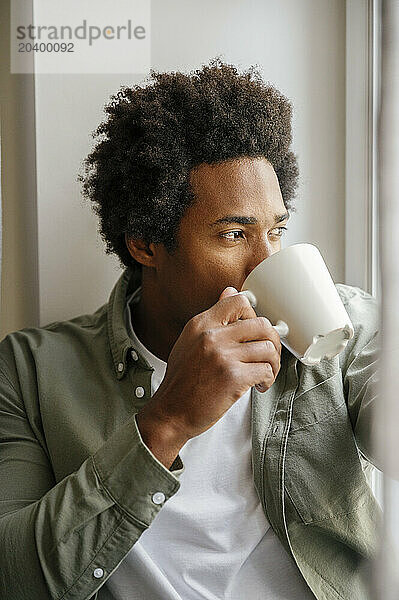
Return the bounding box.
[218,286,239,301]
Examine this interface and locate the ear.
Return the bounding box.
[125,233,157,268]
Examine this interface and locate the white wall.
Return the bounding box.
[7,0,347,328]
[0,0,39,338]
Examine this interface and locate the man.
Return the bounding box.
[0,60,381,600]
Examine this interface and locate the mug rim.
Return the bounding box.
[244,242,320,281]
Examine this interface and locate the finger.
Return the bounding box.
[218,286,240,301]
[227,316,282,351]
[207,291,257,326]
[244,362,276,391]
[237,340,281,375]
[255,383,269,393]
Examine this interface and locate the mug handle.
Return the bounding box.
[239,290,289,339]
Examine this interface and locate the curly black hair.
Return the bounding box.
[79,58,299,269]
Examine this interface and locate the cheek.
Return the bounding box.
[183,249,246,300]
[168,234,251,314]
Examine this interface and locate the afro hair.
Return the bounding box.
[79,58,298,269]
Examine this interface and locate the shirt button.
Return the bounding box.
[131,350,139,361]
[93,567,104,579]
[117,362,124,372]
[135,386,145,398]
[152,491,166,505]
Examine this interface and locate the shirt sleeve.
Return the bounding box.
[0,342,183,600]
[339,286,382,470]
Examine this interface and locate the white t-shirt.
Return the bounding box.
[103,288,314,600]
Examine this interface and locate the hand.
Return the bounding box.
[137,287,281,446]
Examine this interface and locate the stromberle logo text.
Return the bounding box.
[16,20,146,46]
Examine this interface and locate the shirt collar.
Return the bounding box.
[106,265,153,379]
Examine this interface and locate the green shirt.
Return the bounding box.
[0,266,382,600]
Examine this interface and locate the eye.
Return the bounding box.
[220,230,245,241]
[269,226,288,239]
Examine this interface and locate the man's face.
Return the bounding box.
[154,156,289,327]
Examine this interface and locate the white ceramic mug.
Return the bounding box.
[240,243,354,366]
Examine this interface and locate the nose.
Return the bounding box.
[244,238,276,279]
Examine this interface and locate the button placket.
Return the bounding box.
[129,365,153,407]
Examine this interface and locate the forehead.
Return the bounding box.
[188,157,285,221]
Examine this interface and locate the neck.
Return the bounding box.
[130,272,182,363]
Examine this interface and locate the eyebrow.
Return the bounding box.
[210,211,290,227]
